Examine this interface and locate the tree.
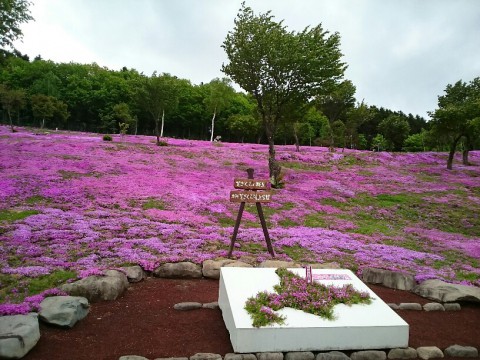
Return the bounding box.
[378,114,410,151]
[315,80,356,149]
[304,107,330,147]
[429,78,480,169]
[0,84,25,131]
[31,94,54,128]
[31,94,68,129]
[112,102,134,134]
[403,130,427,152]
[222,4,346,187]
[331,120,346,149]
[140,73,179,145]
[0,0,33,49]
[203,78,235,142]
[345,101,373,149]
[371,133,387,152]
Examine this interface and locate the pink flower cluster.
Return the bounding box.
[0,125,479,315]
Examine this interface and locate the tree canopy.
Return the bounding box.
[429,77,480,169]
[0,0,33,49]
[222,3,346,186]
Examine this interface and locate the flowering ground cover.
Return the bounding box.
[244,268,371,327]
[0,125,479,315]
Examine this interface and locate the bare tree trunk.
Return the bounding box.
[447,136,461,170]
[155,116,160,145]
[462,149,469,165]
[160,109,165,138]
[293,123,300,152]
[7,110,14,132]
[210,106,217,142]
[41,118,45,129]
[266,125,282,188]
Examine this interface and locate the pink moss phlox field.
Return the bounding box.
[1,126,479,314]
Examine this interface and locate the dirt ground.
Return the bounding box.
[24,277,480,360]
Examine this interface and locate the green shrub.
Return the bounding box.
[157,140,168,146]
[103,134,113,141]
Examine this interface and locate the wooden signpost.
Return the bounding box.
[228,168,275,258]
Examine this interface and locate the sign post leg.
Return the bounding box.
[256,202,275,257]
[228,201,245,258]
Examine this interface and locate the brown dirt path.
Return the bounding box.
[23,278,480,360]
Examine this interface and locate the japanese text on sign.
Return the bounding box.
[229,190,272,203]
[234,179,269,190]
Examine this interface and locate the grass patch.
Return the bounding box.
[278,219,300,227]
[353,216,394,235]
[217,215,235,227]
[25,195,47,204]
[27,270,77,295]
[142,198,166,210]
[237,242,267,253]
[0,209,39,222]
[280,161,331,172]
[304,214,328,228]
[281,245,314,262]
[455,271,480,282]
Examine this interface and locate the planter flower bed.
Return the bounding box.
[245,268,371,327]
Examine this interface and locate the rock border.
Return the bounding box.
[2,261,479,360]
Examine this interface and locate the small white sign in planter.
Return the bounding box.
[218,267,409,353]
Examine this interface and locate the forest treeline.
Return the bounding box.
[1,50,435,152]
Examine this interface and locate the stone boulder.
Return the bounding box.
[173,302,202,310]
[190,354,222,360]
[223,261,253,268]
[316,352,349,360]
[258,260,300,268]
[202,259,235,279]
[416,346,443,359]
[350,350,386,360]
[387,347,417,359]
[154,262,202,278]
[413,279,480,303]
[123,266,146,283]
[362,268,415,290]
[60,270,129,302]
[444,345,478,358]
[39,296,89,328]
[0,313,40,359]
[224,354,257,360]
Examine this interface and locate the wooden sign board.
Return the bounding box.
[230,190,272,203]
[234,178,269,190]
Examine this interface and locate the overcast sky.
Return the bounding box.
[13,0,480,118]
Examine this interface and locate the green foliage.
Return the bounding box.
[371,133,387,151]
[429,77,480,169]
[357,134,368,150]
[30,94,69,129]
[403,130,427,152]
[222,3,346,185]
[0,84,26,130]
[244,290,286,327]
[0,0,33,48]
[102,134,113,141]
[378,114,410,151]
[0,209,39,222]
[118,122,129,136]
